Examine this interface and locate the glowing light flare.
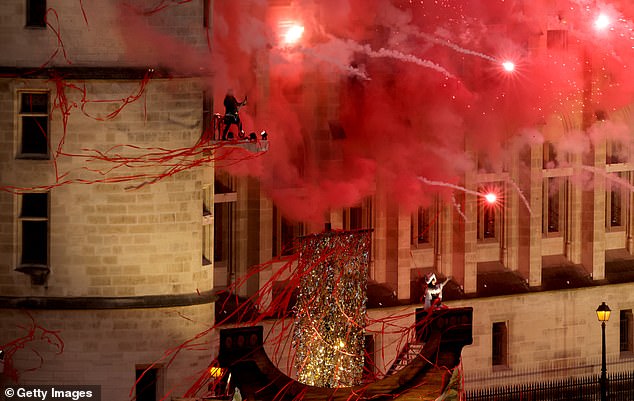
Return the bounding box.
[501,60,515,72]
[594,13,611,31]
[484,192,497,204]
[281,22,304,46]
[479,186,504,209]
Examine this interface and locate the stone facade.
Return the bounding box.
[0,1,215,400]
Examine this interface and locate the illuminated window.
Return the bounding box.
[477,187,500,241]
[18,91,49,158]
[26,0,46,28]
[19,192,49,268]
[492,321,508,367]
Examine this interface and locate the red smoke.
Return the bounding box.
[118,0,634,223]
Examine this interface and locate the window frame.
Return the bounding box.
[17,192,50,269]
[411,202,435,248]
[606,172,627,231]
[620,309,634,356]
[542,177,565,236]
[17,90,50,159]
[26,0,47,29]
[492,321,509,368]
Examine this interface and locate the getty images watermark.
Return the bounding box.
[1,385,100,401]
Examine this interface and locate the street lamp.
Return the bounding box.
[596,302,611,401]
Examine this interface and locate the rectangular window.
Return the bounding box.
[412,206,433,246]
[26,0,47,28]
[272,205,303,257]
[620,310,633,355]
[344,206,363,230]
[203,0,211,28]
[492,321,508,367]
[202,186,212,266]
[543,177,565,235]
[344,198,372,231]
[135,366,161,401]
[202,90,213,141]
[213,173,237,286]
[477,187,499,241]
[606,140,625,164]
[606,172,626,229]
[19,192,49,267]
[18,91,49,158]
[543,141,557,169]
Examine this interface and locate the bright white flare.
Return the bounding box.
[283,24,304,45]
[485,193,497,204]
[594,14,611,31]
[502,60,515,72]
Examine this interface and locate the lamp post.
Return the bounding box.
[596,302,611,401]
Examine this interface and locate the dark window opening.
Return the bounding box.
[19,192,49,266]
[620,310,633,354]
[26,0,47,28]
[272,205,302,257]
[492,321,508,367]
[203,0,211,28]
[19,92,49,158]
[344,206,363,230]
[135,367,158,401]
[611,189,622,227]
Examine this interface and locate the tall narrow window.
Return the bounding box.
[620,310,633,355]
[477,189,498,241]
[543,141,558,169]
[203,0,211,28]
[202,185,212,266]
[492,321,508,367]
[272,205,302,257]
[202,90,213,141]
[412,206,432,246]
[606,173,626,229]
[26,0,47,28]
[214,173,237,286]
[543,177,564,235]
[19,192,49,268]
[18,92,49,158]
[344,205,363,230]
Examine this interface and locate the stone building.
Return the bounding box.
[0,1,214,400]
[2,0,634,400]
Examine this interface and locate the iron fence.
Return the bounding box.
[466,371,634,401]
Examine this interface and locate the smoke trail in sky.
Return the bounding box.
[414,32,498,63]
